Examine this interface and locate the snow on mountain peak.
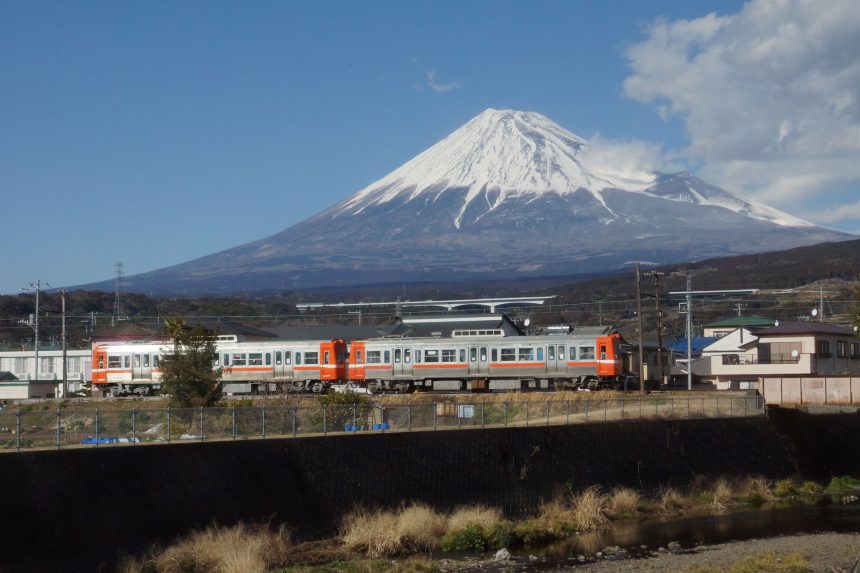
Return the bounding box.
[333,108,814,230]
[337,109,656,226]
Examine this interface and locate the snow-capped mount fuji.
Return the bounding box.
[88,109,850,294]
[333,109,812,230]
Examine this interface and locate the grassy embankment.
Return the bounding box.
[119,475,860,573]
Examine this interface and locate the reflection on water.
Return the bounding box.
[521,498,860,568]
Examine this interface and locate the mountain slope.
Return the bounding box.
[79,109,851,294]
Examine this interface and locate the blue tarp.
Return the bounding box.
[665,336,716,356]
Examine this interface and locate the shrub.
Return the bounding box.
[711,479,734,512]
[825,475,860,493]
[799,480,823,495]
[735,477,775,505]
[440,525,488,552]
[657,487,688,515]
[446,506,502,533]
[773,479,798,498]
[607,487,641,519]
[570,486,608,530]
[341,504,446,558]
[120,523,291,573]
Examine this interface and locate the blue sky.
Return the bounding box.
[3,0,859,294]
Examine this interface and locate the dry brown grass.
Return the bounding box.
[657,487,689,515]
[607,487,642,519]
[570,486,609,530]
[341,503,447,558]
[119,523,291,573]
[711,478,734,512]
[445,505,503,532]
[735,476,776,504]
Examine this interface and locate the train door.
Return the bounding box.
[273,349,293,379]
[132,353,152,380]
[469,346,489,376]
[546,344,560,375]
[393,347,413,378]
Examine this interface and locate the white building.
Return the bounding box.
[0,349,91,399]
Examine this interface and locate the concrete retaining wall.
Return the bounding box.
[0,416,816,572]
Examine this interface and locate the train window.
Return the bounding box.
[459,349,465,362]
[248,353,263,366]
[425,350,439,363]
[124,356,131,368]
[548,346,555,360]
[384,350,390,363]
[134,355,140,368]
[518,348,534,361]
[491,348,498,361]
[276,351,282,365]
[324,351,330,364]
[153,355,160,368]
[404,349,411,363]
[394,349,401,363]
[600,345,607,360]
[569,347,577,360]
[558,346,565,360]
[266,353,272,366]
[98,356,105,369]
[305,352,319,365]
[367,351,381,364]
[223,354,230,366]
[295,352,302,365]
[442,349,456,362]
[143,355,150,367]
[356,351,362,363]
[415,350,421,363]
[470,348,477,362]
[480,347,487,361]
[500,348,516,361]
[232,354,247,366]
[581,346,595,360]
[284,351,292,365]
[108,356,121,368]
[536,348,543,360]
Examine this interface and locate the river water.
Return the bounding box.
[517,497,860,568]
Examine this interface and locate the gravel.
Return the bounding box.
[547,532,860,572]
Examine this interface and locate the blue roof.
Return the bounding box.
[666,336,716,355]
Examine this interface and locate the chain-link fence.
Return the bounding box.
[0,394,766,452]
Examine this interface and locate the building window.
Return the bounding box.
[40,357,55,374]
[837,341,848,358]
[851,343,860,359]
[817,341,832,357]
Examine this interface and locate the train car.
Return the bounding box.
[92,337,348,396]
[348,330,628,393]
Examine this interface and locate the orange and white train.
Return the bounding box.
[90,331,629,396]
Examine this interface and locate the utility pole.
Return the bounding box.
[649,271,666,387]
[61,289,67,398]
[19,280,45,385]
[819,286,824,322]
[113,261,124,327]
[686,273,693,391]
[635,263,644,395]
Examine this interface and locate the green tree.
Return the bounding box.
[159,318,222,407]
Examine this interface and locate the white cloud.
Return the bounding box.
[623,0,860,212]
[426,70,461,93]
[582,136,682,181]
